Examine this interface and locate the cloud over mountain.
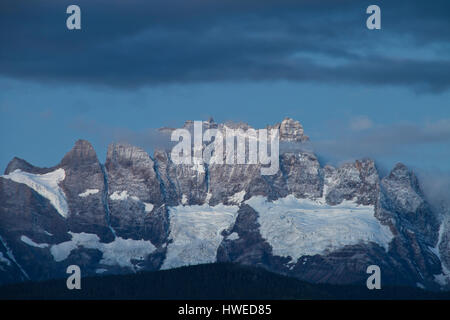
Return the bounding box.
[1,0,449,92]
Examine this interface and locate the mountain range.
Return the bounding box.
[0,118,449,293]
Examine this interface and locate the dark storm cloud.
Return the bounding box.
[1,0,449,91]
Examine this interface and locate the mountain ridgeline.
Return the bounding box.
[0,118,449,293]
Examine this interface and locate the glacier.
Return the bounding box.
[2,169,69,218]
[245,195,394,263]
[161,203,240,270]
[50,232,156,270]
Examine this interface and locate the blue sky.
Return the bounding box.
[1,0,449,175]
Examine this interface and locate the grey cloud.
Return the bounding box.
[416,169,450,217]
[69,118,174,155]
[311,118,450,163]
[1,0,450,91]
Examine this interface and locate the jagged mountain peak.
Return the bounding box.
[106,142,154,168]
[381,162,429,217]
[322,158,379,206]
[59,139,99,167]
[1,123,448,291]
[159,118,309,142]
[384,163,421,191]
[390,162,409,175]
[269,118,309,142]
[4,157,39,175]
[153,148,169,162]
[323,158,377,175]
[4,140,98,174]
[4,156,57,175]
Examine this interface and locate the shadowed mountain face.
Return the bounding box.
[0,118,448,293]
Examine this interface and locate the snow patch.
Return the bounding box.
[161,203,239,270]
[227,232,239,240]
[2,169,68,218]
[181,194,188,205]
[110,190,139,201]
[78,189,99,197]
[205,192,212,204]
[50,232,156,270]
[228,190,246,204]
[245,195,393,263]
[144,202,154,213]
[20,235,49,249]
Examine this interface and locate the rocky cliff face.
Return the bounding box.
[60,140,112,241]
[0,118,448,290]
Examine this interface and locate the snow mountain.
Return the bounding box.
[0,118,449,290]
